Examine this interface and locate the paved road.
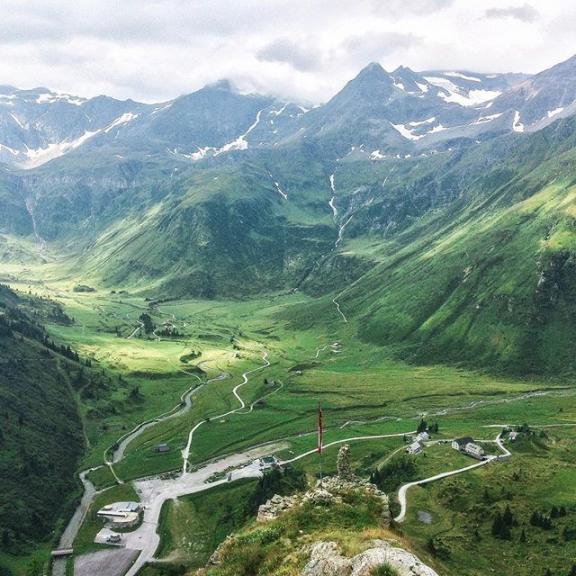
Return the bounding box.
[58,468,100,549]
[123,443,283,576]
[280,432,413,465]
[110,372,228,464]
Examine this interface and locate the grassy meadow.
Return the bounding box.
[1,260,575,576]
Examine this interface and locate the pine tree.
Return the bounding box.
[503,505,514,527]
[492,512,503,537]
[519,528,527,543]
[551,505,559,518]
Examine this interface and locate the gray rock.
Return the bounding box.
[301,540,439,576]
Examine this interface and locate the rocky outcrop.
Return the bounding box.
[257,475,391,525]
[302,540,439,576]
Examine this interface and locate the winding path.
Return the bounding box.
[394,432,510,523]
[280,432,414,465]
[181,352,270,474]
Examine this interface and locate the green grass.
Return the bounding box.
[0,547,51,576]
[2,269,576,575]
[156,479,259,566]
[399,426,576,576]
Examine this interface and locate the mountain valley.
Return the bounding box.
[2,53,576,576]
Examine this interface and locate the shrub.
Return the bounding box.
[371,563,399,576]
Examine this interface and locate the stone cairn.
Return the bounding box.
[337,443,353,480]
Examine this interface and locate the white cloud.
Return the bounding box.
[0,0,573,104]
[484,4,540,23]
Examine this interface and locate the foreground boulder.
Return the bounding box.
[303,540,439,576]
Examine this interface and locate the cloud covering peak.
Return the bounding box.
[0,0,574,104]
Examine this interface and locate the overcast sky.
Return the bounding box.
[1,0,575,104]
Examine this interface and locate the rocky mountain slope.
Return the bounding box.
[4,55,576,376]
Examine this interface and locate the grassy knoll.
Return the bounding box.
[156,479,259,566]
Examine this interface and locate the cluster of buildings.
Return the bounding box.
[405,431,487,461]
[405,431,430,455]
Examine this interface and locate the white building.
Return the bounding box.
[452,437,485,460]
[406,441,423,455]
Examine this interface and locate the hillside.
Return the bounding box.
[320,117,576,376]
[3,57,576,378]
[0,285,86,555]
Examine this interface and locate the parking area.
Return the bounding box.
[94,527,124,546]
[74,549,140,576]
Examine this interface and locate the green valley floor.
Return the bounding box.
[1,261,575,576]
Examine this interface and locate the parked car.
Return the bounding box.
[107,534,122,544]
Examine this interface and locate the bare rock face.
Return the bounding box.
[302,541,439,576]
[257,494,300,522]
[302,542,352,576]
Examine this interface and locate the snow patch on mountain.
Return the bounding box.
[424,76,500,106]
[18,130,99,169]
[0,143,19,156]
[215,108,265,155]
[408,117,436,127]
[35,92,85,106]
[103,112,139,133]
[474,112,503,124]
[547,107,565,118]
[429,124,447,134]
[10,113,25,129]
[513,110,525,133]
[268,171,288,200]
[370,150,386,160]
[391,122,423,141]
[444,71,482,83]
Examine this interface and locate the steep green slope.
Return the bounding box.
[316,119,576,375]
[0,285,84,553]
[7,105,576,378]
[66,153,339,297]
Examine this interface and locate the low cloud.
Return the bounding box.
[341,32,421,66]
[0,0,570,104]
[484,4,539,23]
[369,0,454,17]
[257,38,319,72]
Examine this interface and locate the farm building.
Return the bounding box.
[452,437,485,460]
[406,441,423,455]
